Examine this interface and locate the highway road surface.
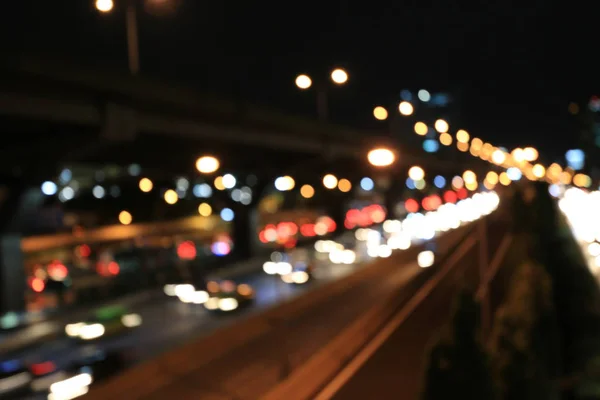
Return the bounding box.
[91,224,473,400]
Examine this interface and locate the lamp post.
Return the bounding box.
[95,0,148,75]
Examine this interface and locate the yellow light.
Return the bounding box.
[96,0,114,12]
[568,102,579,115]
[367,148,395,167]
[462,170,476,184]
[512,148,525,163]
[295,74,312,89]
[499,172,511,186]
[323,174,338,189]
[331,69,348,84]
[414,122,428,136]
[198,203,212,216]
[457,142,469,152]
[139,177,153,192]
[465,181,478,191]
[275,176,295,191]
[164,190,178,205]
[214,176,225,190]
[451,176,464,190]
[531,164,546,179]
[398,101,414,116]
[470,138,483,151]
[560,171,572,185]
[118,210,132,225]
[485,171,499,185]
[439,132,452,146]
[408,166,425,181]
[483,180,496,190]
[522,147,538,162]
[300,184,315,199]
[456,129,470,143]
[491,149,507,165]
[373,106,388,121]
[434,119,449,133]
[573,173,591,188]
[195,156,220,174]
[415,179,426,190]
[338,179,352,192]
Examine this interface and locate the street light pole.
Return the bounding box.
[125,1,140,75]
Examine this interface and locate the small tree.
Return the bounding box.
[489,261,559,400]
[421,289,496,400]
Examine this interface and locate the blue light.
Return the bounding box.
[360,177,374,191]
[434,176,446,189]
[506,167,522,181]
[220,208,234,222]
[193,183,212,198]
[423,139,439,153]
[566,149,585,170]
[406,178,416,189]
[59,168,72,184]
[548,184,561,198]
[418,89,431,102]
[0,360,21,373]
[400,90,413,102]
[41,181,57,195]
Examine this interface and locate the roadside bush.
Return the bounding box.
[421,289,496,400]
[528,183,600,379]
[489,260,559,400]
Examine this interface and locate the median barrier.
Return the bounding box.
[84,224,472,400]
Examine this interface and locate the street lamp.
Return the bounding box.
[294,67,349,121]
[96,0,114,12]
[367,148,396,167]
[96,0,140,75]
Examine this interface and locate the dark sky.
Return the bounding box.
[1,0,598,161]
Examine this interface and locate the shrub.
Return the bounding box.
[421,289,496,400]
[489,261,560,400]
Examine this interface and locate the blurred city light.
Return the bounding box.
[418,89,431,102]
[300,184,315,198]
[274,176,295,191]
[96,0,114,12]
[295,74,312,89]
[373,106,388,120]
[164,189,178,204]
[523,147,539,162]
[41,181,57,195]
[338,178,352,192]
[456,129,470,143]
[423,139,439,153]
[198,203,212,216]
[414,122,428,136]
[566,149,585,170]
[434,119,449,133]
[439,132,452,146]
[139,177,153,192]
[222,174,236,189]
[119,210,132,225]
[367,148,395,167]
[398,101,414,116]
[360,177,374,191]
[331,68,348,84]
[323,174,338,189]
[408,166,425,181]
[220,208,234,222]
[195,156,220,174]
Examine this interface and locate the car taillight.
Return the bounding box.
[30,361,56,376]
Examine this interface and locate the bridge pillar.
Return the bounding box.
[0,181,27,314]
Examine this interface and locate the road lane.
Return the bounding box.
[123,226,471,400]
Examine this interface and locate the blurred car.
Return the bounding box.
[280,261,313,285]
[64,306,142,342]
[0,357,91,400]
[203,280,254,312]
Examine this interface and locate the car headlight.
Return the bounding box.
[66,323,105,340]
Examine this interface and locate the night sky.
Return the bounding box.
[1,0,598,161]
